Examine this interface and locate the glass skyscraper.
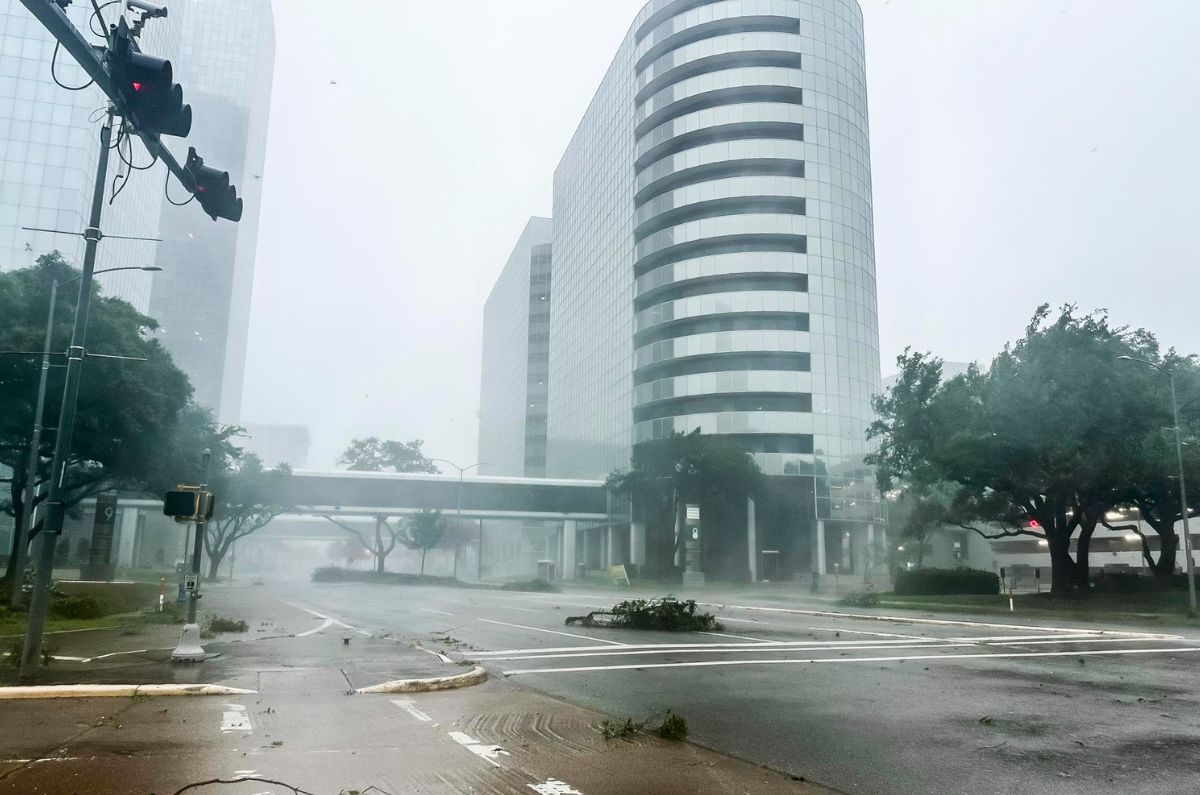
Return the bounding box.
[0,0,181,311]
[0,0,274,423]
[147,0,274,423]
[493,0,886,579]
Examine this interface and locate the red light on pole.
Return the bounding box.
[1028,520,1040,529]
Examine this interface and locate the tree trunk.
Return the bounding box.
[374,517,386,574]
[206,548,224,582]
[1075,526,1094,594]
[1047,531,1077,597]
[420,551,427,576]
[1153,526,1179,578]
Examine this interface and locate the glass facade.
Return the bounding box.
[545,0,882,524]
[146,0,275,423]
[0,0,181,311]
[0,1,274,423]
[478,218,554,477]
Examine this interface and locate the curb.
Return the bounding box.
[0,684,257,700]
[356,665,488,694]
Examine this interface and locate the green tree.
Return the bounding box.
[406,509,443,575]
[607,431,762,576]
[870,306,1180,597]
[1,253,192,582]
[203,454,292,581]
[338,437,439,473]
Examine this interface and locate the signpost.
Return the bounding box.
[164,449,213,663]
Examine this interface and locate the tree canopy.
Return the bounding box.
[607,431,763,575]
[338,437,439,473]
[405,509,443,575]
[1,254,193,580]
[203,453,292,581]
[869,305,1199,596]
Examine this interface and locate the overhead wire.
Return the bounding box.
[50,40,93,91]
[164,168,196,207]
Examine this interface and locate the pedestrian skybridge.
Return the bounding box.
[281,470,611,522]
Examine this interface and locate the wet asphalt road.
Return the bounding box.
[273,581,1200,795]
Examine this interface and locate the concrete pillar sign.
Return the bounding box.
[814,520,827,575]
[562,520,577,580]
[682,503,705,587]
[747,496,758,582]
[630,521,646,566]
[866,524,876,575]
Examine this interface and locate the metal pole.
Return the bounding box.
[1169,374,1197,617]
[11,282,57,609]
[456,468,464,579]
[19,109,114,682]
[173,449,211,661]
[478,519,484,581]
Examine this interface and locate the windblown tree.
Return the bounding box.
[322,514,403,574]
[203,454,292,581]
[1,253,192,582]
[607,431,762,575]
[338,437,439,473]
[406,509,444,575]
[870,305,1194,597]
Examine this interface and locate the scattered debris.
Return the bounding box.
[567,597,722,632]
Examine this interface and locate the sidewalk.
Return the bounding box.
[0,584,465,692]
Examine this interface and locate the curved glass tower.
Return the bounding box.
[627,0,882,526]
[483,0,883,577]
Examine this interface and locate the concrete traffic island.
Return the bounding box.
[355,664,487,694]
[0,683,257,700]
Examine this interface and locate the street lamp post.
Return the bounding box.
[430,459,486,580]
[9,264,161,610]
[1118,355,1197,616]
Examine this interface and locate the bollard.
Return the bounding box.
[158,578,165,613]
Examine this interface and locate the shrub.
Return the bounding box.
[657,710,688,741]
[312,566,348,583]
[204,615,249,634]
[894,568,1000,596]
[609,596,723,632]
[601,717,646,740]
[4,638,55,667]
[49,594,105,620]
[500,578,560,593]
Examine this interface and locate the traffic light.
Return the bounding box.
[163,489,199,521]
[108,29,192,137]
[186,147,243,222]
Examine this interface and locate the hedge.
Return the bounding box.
[893,567,1000,596]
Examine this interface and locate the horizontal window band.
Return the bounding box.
[634,392,813,422]
[634,351,811,385]
[635,0,727,43]
[635,233,807,276]
[636,120,805,172]
[636,272,808,310]
[634,311,810,347]
[636,15,801,73]
[635,157,805,206]
[636,50,803,105]
[635,195,806,242]
[719,433,815,455]
[637,85,804,138]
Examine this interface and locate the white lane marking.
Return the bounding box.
[417,646,454,663]
[981,637,1168,647]
[391,698,432,722]
[81,649,152,662]
[296,618,334,637]
[498,606,543,614]
[474,638,942,656]
[417,607,455,616]
[698,630,776,642]
[701,602,1186,640]
[282,601,373,636]
[487,641,980,662]
[504,645,1200,675]
[804,624,928,640]
[529,779,583,794]
[220,704,252,734]
[449,731,510,768]
[231,770,261,778]
[478,618,628,646]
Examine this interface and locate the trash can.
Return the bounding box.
[537,559,556,582]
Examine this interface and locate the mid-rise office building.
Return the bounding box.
[479,217,554,477]
[492,0,885,581]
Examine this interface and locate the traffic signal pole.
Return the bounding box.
[172,449,211,662]
[19,107,115,682]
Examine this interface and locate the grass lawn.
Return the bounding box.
[877,591,1199,626]
[0,614,125,638]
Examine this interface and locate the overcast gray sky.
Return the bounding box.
[240,0,1200,471]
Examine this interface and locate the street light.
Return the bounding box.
[9,265,162,609]
[430,459,487,580]
[1117,355,1197,616]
